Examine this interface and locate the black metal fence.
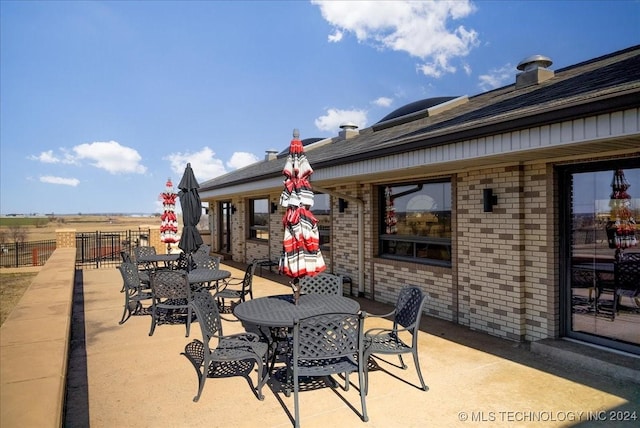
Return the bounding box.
[75,229,150,269]
[0,240,57,268]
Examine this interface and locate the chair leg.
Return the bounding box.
[294,372,301,428]
[255,357,266,400]
[363,351,370,395]
[398,354,407,369]
[149,305,157,336]
[358,369,369,422]
[119,297,131,325]
[412,351,427,391]
[193,361,208,402]
[186,306,191,337]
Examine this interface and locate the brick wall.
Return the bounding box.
[55,229,76,248]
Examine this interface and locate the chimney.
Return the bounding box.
[265,149,278,161]
[339,122,359,140]
[516,55,554,89]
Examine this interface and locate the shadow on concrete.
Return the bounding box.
[64,270,90,426]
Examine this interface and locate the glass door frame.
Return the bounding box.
[558,157,640,355]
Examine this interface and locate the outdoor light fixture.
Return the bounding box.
[270,202,278,214]
[230,205,237,214]
[338,198,348,213]
[483,188,498,212]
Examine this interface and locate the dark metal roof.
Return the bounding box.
[200,45,640,192]
[276,137,324,158]
[376,97,458,123]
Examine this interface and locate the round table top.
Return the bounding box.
[137,253,180,262]
[234,294,360,328]
[187,268,231,284]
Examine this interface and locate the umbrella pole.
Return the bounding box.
[291,278,300,305]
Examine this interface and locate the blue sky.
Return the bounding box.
[1,0,639,215]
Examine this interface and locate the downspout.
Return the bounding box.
[314,185,365,297]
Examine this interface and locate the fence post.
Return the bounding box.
[32,248,39,266]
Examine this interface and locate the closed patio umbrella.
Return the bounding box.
[178,163,204,264]
[279,129,326,302]
[160,178,179,253]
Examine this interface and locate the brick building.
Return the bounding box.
[199,46,640,355]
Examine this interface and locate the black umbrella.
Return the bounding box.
[178,163,204,263]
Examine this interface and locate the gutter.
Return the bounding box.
[314,185,365,297]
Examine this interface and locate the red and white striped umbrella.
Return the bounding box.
[159,178,179,251]
[279,129,326,281]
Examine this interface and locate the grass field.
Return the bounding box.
[0,215,166,242]
[0,272,37,326]
[0,215,166,325]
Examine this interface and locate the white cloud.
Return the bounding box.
[227,152,260,170]
[315,108,368,133]
[40,176,80,186]
[164,147,227,184]
[328,29,343,42]
[373,97,393,107]
[478,63,514,91]
[73,141,147,174]
[312,0,479,78]
[29,141,144,173]
[28,149,77,164]
[29,150,59,163]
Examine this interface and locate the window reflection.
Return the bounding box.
[380,180,452,266]
[569,166,639,348]
[250,198,269,240]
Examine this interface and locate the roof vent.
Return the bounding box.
[516,54,554,89]
[339,122,359,140]
[265,149,278,161]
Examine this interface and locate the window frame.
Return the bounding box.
[378,179,452,267]
[249,197,269,241]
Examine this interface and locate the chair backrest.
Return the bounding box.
[293,312,363,362]
[134,246,156,262]
[150,270,191,300]
[615,254,640,293]
[118,262,141,291]
[190,290,223,343]
[120,251,132,264]
[394,286,427,334]
[193,253,221,270]
[239,262,257,292]
[299,273,343,295]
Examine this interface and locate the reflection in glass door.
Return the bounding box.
[218,201,232,255]
[564,162,639,355]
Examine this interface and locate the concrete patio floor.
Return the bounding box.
[66,264,640,427]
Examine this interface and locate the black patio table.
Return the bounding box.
[137,253,180,268]
[187,268,231,291]
[234,293,360,328]
[234,293,361,381]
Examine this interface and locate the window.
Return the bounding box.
[379,180,451,266]
[249,198,269,240]
[561,160,640,353]
[312,193,331,252]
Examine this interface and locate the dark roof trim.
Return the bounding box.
[202,88,640,192]
[312,89,640,168]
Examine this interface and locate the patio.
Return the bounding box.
[64,264,640,427]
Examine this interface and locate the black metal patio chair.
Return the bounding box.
[149,269,193,337]
[291,312,368,428]
[363,285,428,394]
[299,272,343,295]
[182,290,268,402]
[214,261,256,312]
[613,253,640,320]
[117,261,153,324]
